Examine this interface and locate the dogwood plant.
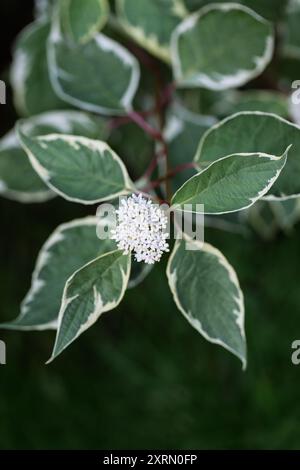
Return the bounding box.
[1,0,300,368]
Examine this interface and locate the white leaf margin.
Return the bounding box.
[47,249,131,363]
[1,216,103,331]
[163,101,217,143]
[128,262,153,289]
[116,0,187,63]
[170,3,274,90]
[167,238,247,369]
[10,19,49,116]
[17,129,135,204]
[0,109,108,204]
[63,0,110,45]
[47,9,140,115]
[0,129,54,204]
[172,148,289,215]
[21,109,108,137]
[195,110,300,201]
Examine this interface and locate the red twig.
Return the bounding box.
[143,162,196,192]
[158,82,176,110]
[127,111,163,142]
[108,83,175,132]
[142,149,165,179]
[109,111,150,130]
[127,111,171,199]
[108,38,177,200]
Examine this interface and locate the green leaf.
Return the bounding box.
[48,250,131,362]
[47,11,140,115]
[21,109,109,139]
[0,110,104,203]
[0,217,116,330]
[195,111,300,199]
[283,0,300,59]
[215,90,289,118]
[61,0,109,44]
[172,149,288,214]
[269,199,300,232]
[184,0,288,22]
[17,126,134,204]
[116,0,187,62]
[246,198,300,239]
[246,200,278,240]
[0,130,53,203]
[175,87,226,116]
[171,3,274,90]
[167,238,246,368]
[10,19,65,116]
[108,121,154,180]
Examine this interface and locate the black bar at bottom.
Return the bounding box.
[0,450,299,465]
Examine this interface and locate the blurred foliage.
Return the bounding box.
[1,195,300,449]
[1,0,300,451]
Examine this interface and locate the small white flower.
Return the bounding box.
[111,194,169,264]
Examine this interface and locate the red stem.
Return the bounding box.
[143,149,165,179]
[108,83,175,132]
[109,110,150,130]
[159,82,176,110]
[127,111,163,142]
[143,162,196,191]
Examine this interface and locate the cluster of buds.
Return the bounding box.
[111,194,169,264]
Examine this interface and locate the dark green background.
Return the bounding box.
[1,0,300,450]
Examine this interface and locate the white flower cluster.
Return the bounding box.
[111,194,169,264]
